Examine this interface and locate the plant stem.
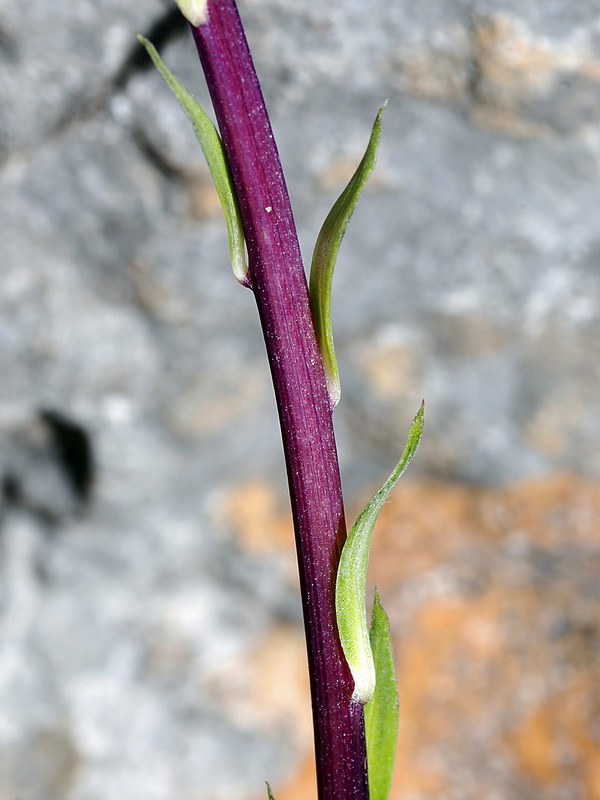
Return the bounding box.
[188,2,369,797]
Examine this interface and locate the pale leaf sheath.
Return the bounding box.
[309,105,386,408]
[335,401,424,704]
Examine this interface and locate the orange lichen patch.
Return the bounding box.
[481,473,600,548]
[392,598,481,797]
[470,15,576,108]
[392,750,449,800]
[396,593,507,750]
[275,753,318,800]
[506,673,600,797]
[216,473,598,800]
[218,472,598,568]
[214,479,294,553]
[368,474,600,587]
[390,590,526,797]
[392,14,600,139]
[368,481,488,585]
[372,474,597,799]
[390,584,598,799]
[400,590,535,714]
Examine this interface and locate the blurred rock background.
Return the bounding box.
[0,0,599,798]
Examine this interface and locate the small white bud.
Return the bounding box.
[175,0,208,26]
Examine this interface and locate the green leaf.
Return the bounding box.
[309,104,386,408]
[137,35,248,285]
[266,782,276,800]
[364,591,399,800]
[335,401,424,704]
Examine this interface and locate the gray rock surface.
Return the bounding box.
[0,0,599,797]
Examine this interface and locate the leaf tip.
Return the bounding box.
[372,586,383,609]
[136,33,151,52]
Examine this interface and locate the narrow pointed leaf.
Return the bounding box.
[266,782,276,800]
[335,401,424,704]
[137,35,248,284]
[364,591,399,800]
[309,105,386,408]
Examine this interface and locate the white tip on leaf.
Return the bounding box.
[175,0,208,26]
[266,783,276,800]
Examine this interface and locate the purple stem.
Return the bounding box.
[190,2,368,798]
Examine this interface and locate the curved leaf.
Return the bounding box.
[309,105,386,407]
[335,401,424,704]
[137,35,248,285]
